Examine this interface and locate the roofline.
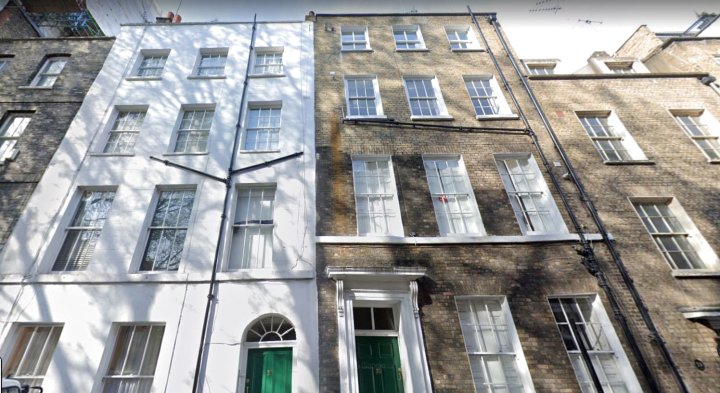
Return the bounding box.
[0,36,115,42]
[661,36,720,48]
[313,12,497,17]
[121,20,307,27]
[614,24,648,55]
[528,72,709,81]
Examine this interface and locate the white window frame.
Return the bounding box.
[251,47,284,76]
[193,48,228,77]
[631,197,719,271]
[138,187,197,272]
[605,61,636,74]
[523,60,558,75]
[344,76,385,119]
[444,25,481,51]
[714,54,720,65]
[3,324,63,387]
[133,49,170,78]
[422,155,486,236]
[352,156,404,237]
[402,76,451,120]
[455,296,535,393]
[670,109,720,162]
[464,75,514,118]
[102,107,147,154]
[494,153,568,235]
[341,26,371,51]
[392,25,426,50]
[241,101,282,152]
[100,324,165,393]
[169,105,215,154]
[52,188,116,272]
[576,111,648,163]
[228,185,276,270]
[30,55,68,87]
[548,295,643,393]
[0,112,32,163]
[327,267,432,393]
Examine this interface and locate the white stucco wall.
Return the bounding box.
[0,20,317,393]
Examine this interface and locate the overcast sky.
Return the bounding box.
[156,0,720,71]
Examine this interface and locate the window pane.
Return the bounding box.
[353,159,401,235]
[141,190,195,271]
[53,191,115,271]
[457,299,528,393]
[104,325,164,393]
[6,326,62,387]
[229,187,275,270]
[550,297,634,393]
[373,308,395,330]
[353,307,372,330]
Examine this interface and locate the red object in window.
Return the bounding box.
[438,195,449,203]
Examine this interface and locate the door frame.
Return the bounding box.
[236,315,297,393]
[327,267,432,393]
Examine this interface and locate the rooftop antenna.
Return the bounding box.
[410,6,418,14]
[529,0,562,14]
[175,0,183,15]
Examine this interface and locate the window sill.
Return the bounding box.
[602,160,655,165]
[345,115,388,120]
[187,75,227,80]
[341,48,373,53]
[396,48,429,52]
[450,48,485,52]
[162,152,209,156]
[90,152,135,157]
[476,114,519,121]
[708,159,720,164]
[410,115,454,121]
[239,149,281,154]
[215,270,314,281]
[317,233,607,245]
[0,270,316,284]
[671,269,720,278]
[248,73,286,78]
[125,76,162,81]
[18,85,53,90]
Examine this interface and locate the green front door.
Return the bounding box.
[356,336,404,393]
[244,347,292,393]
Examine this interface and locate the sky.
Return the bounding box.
[155,0,720,72]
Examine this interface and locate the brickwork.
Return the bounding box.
[314,13,666,393]
[0,37,113,249]
[530,75,720,392]
[0,6,39,38]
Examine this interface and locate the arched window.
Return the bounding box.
[246,315,296,342]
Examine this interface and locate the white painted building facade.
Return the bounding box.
[0,20,317,393]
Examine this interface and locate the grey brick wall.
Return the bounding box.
[530,75,720,392]
[0,37,113,250]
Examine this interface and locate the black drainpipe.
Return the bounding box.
[191,15,258,393]
[478,7,689,393]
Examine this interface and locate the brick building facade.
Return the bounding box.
[526,24,720,392]
[0,37,113,250]
[310,12,687,393]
